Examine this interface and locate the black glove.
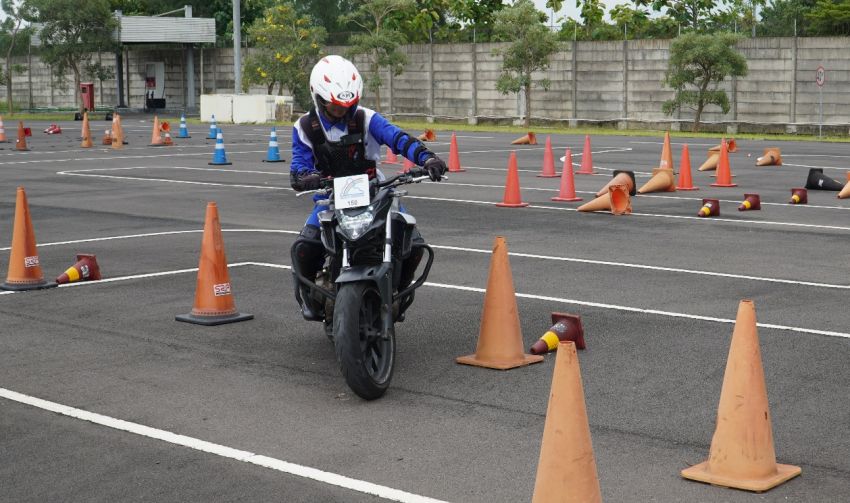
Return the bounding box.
[423,156,447,182]
[293,172,322,191]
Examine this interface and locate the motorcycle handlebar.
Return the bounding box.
[294,169,439,197]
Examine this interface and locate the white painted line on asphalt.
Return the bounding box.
[0,230,297,251]
[64,166,289,176]
[0,387,451,503]
[0,144,234,157]
[56,171,289,190]
[629,141,717,147]
[449,147,632,156]
[0,150,268,166]
[782,162,850,172]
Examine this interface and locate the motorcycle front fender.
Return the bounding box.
[336,263,394,339]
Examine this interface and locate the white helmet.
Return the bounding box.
[309,55,363,113]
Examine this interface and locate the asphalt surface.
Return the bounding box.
[1,116,849,502]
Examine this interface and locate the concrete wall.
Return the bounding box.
[3,37,850,131]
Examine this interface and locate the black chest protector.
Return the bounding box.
[299,108,376,178]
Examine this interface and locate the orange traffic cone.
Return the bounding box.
[448,132,465,172]
[417,129,435,142]
[399,156,415,174]
[532,341,602,503]
[739,193,761,211]
[637,168,676,194]
[756,147,782,166]
[789,188,807,205]
[111,114,124,150]
[839,175,850,199]
[595,170,635,197]
[102,129,112,145]
[163,130,173,146]
[537,135,557,178]
[496,152,529,208]
[0,114,7,142]
[529,312,586,355]
[682,300,801,492]
[149,116,164,146]
[659,131,674,171]
[709,137,737,153]
[511,131,537,145]
[0,187,57,291]
[176,202,254,325]
[384,147,400,165]
[456,236,543,369]
[577,184,631,215]
[698,198,720,217]
[80,112,93,148]
[576,135,594,174]
[676,144,699,190]
[698,152,719,171]
[551,148,582,202]
[56,254,101,284]
[711,139,737,187]
[15,121,30,151]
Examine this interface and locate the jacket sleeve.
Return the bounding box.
[367,112,434,166]
[290,126,320,190]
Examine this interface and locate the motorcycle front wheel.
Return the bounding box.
[333,281,395,400]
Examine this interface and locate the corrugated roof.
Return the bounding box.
[120,16,216,43]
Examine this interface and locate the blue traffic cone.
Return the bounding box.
[207,114,217,139]
[178,113,191,138]
[262,127,285,163]
[208,130,232,166]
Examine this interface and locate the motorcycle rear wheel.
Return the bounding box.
[333,281,395,400]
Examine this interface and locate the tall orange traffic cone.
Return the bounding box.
[577,184,631,215]
[576,135,594,174]
[739,193,761,211]
[496,152,529,208]
[399,156,415,174]
[447,132,465,172]
[0,114,7,142]
[529,312,586,355]
[756,147,782,166]
[711,139,737,188]
[537,135,557,178]
[682,300,801,492]
[80,112,93,148]
[15,121,30,151]
[595,170,635,197]
[1,187,57,291]
[149,116,164,146]
[637,168,676,194]
[532,341,602,503]
[659,131,674,170]
[551,149,582,202]
[417,129,435,141]
[698,198,720,217]
[56,254,101,284]
[511,131,537,145]
[111,114,125,150]
[456,237,543,369]
[176,202,254,325]
[698,152,719,171]
[384,146,400,165]
[676,144,699,190]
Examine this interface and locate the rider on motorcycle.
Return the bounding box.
[290,55,447,321]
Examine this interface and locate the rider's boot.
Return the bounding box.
[292,225,325,321]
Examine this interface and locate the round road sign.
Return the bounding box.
[816,66,826,87]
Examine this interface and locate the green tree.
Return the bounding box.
[806,0,850,35]
[759,0,816,36]
[662,32,748,132]
[575,0,605,37]
[1,0,35,114]
[294,0,357,42]
[635,0,719,31]
[448,0,505,41]
[492,0,560,127]
[241,2,325,110]
[30,0,119,114]
[342,0,414,112]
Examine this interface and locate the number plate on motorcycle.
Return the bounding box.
[333,174,370,209]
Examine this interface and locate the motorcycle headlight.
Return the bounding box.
[337,208,374,240]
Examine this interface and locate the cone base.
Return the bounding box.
[676,186,700,191]
[551,196,583,202]
[495,202,529,208]
[207,135,217,140]
[456,352,543,370]
[0,280,58,291]
[262,159,286,163]
[448,168,466,173]
[682,461,801,493]
[537,174,559,178]
[177,135,191,139]
[176,311,254,326]
[710,182,738,187]
[15,148,31,152]
[208,161,233,166]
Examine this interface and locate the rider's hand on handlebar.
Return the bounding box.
[299,173,323,191]
[424,156,448,182]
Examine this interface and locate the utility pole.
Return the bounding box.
[233,0,241,94]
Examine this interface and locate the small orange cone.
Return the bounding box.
[676,145,699,190]
[529,312,586,355]
[709,137,737,153]
[637,168,676,194]
[163,130,173,146]
[756,147,782,166]
[537,136,558,178]
[102,129,112,145]
[417,129,435,142]
[595,170,635,197]
[15,121,30,151]
[576,135,594,174]
[789,188,807,205]
[682,300,801,492]
[56,254,101,284]
[176,202,254,325]
[0,114,7,142]
[532,341,602,503]
[738,193,761,211]
[399,156,415,174]
[456,236,543,369]
[577,184,631,215]
[698,152,719,172]
[496,152,529,208]
[111,114,124,150]
[80,112,93,148]
[1,187,57,291]
[447,132,465,172]
[711,139,737,187]
[698,198,720,217]
[149,116,164,146]
[551,149,582,202]
[384,147,400,165]
[838,175,850,199]
[511,131,537,145]
[659,131,674,171]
